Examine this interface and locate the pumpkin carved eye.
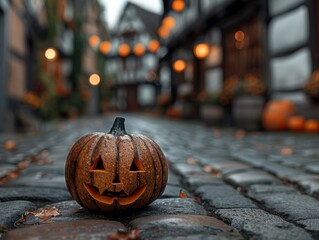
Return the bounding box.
[90,156,106,171]
[130,157,144,172]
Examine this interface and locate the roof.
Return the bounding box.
[116,2,161,38]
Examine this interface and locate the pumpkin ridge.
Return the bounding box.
[143,136,168,197]
[76,134,105,211]
[127,135,147,210]
[67,134,101,206]
[136,135,159,203]
[113,135,120,211]
[90,135,108,196]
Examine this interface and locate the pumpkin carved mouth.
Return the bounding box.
[84,183,147,205]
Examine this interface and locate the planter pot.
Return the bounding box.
[200,103,224,126]
[232,95,264,131]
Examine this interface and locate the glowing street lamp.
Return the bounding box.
[172,0,186,12]
[88,35,100,48]
[173,59,186,72]
[89,74,100,86]
[162,16,176,30]
[44,48,57,61]
[118,43,130,57]
[194,43,209,59]
[158,26,170,39]
[100,41,112,54]
[133,43,145,57]
[148,40,160,53]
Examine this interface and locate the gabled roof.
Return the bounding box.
[117,2,161,38]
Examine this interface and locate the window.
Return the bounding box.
[224,16,263,79]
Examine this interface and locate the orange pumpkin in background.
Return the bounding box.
[288,116,305,132]
[304,119,319,133]
[65,117,168,213]
[263,100,295,131]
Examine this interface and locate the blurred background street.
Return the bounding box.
[1,0,319,132]
[1,0,319,239]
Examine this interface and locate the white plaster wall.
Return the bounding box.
[272,92,307,103]
[271,48,311,90]
[138,85,155,106]
[269,6,308,54]
[269,0,304,16]
[205,68,222,93]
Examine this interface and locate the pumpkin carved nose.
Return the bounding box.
[112,174,121,184]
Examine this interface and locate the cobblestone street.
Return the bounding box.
[1,114,319,239]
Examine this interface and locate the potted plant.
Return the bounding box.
[304,70,319,104]
[232,74,266,131]
[198,90,224,126]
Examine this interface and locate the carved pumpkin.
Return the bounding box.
[262,100,294,131]
[304,119,319,133]
[65,117,168,212]
[288,116,305,132]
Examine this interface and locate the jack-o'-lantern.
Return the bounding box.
[65,117,168,212]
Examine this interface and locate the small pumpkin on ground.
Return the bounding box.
[262,100,295,131]
[65,117,168,212]
[304,119,319,133]
[288,116,305,132]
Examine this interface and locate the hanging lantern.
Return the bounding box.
[158,26,170,39]
[194,43,209,59]
[173,59,186,72]
[88,35,100,48]
[118,43,130,57]
[148,40,160,53]
[162,16,176,30]
[133,43,145,57]
[172,0,186,12]
[100,41,112,55]
[44,48,57,61]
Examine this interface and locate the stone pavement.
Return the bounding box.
[1,114,319,239]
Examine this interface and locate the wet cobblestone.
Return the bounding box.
[1,114,319,239]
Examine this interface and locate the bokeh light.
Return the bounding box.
[89,74,100,86]
[172,0,186,12]
[44,48,57,60]
[194,43,210,59]
[118,43,131,57]
[173,59,186,72]
[88,35,100,48]
[100,41,112,54]
[133,43,145,57]
[148,40,160,53]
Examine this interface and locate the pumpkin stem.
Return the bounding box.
[108,117,128,136]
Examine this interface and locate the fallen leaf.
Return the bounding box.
[58,124,66,132]
[235,129,246,139]
[213,130,221,138]
[213,171,222,178]
[179,189,188,198]
[4,140,16,151]
[186,157,198,165]
[202,165,213,173]
[280,147,293,155]
[25,207,61,221]
[107,228,140,240]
